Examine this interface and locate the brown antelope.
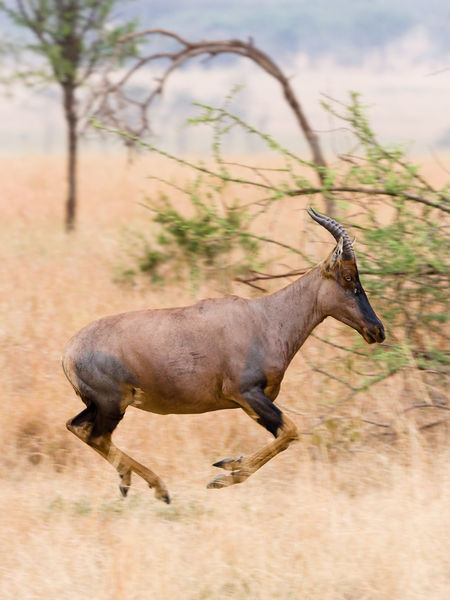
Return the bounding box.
[62,208,385,503]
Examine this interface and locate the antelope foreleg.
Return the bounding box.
[207,390,298,489]
[207,417,298,488]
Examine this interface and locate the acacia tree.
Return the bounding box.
[0,0,138,230]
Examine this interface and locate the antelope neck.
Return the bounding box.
[254,267,325,363]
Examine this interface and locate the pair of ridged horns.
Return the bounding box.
[307,207,355,259]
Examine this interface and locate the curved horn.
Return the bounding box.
[307,207,355,259]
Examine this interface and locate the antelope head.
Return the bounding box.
[308,208,385,344]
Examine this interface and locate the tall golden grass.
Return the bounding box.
[0,155,449,599]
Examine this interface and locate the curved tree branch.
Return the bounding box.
[94,28,332,212]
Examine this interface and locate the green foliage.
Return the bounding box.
[0,1,139,88]
[333,94,449,377]
[135,184,260,288]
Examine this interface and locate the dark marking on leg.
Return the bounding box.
[238,338,284,436]
[66,400,97,441]
[69,402,96,428]
[90,408,124,440]
[243,387,283,437]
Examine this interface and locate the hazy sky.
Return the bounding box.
[1,5,449,156]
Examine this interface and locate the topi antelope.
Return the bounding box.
[62,208,385,503]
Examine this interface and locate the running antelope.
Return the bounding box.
[63,208,385,503]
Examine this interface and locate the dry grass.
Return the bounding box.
[0,154,449,599]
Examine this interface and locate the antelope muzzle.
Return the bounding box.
[362,319,385,344]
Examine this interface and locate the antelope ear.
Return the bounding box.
[323,236,344,272]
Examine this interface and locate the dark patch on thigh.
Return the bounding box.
[74,350,137,395]
[243,387,283,437]
[239,337,267,394]
[72,351,136,437]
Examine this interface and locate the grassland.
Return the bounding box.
[0,155,449,599]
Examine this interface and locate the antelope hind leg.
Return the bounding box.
[67,403,170,503]
[92,435,171,504]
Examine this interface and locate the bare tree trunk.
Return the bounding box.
[63,83,78,232]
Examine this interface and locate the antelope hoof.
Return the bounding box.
[207,470,249,489]
[119,470,132,497]
[207,474,233,489]
[154,487,171,504]
[213,456,244,471]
